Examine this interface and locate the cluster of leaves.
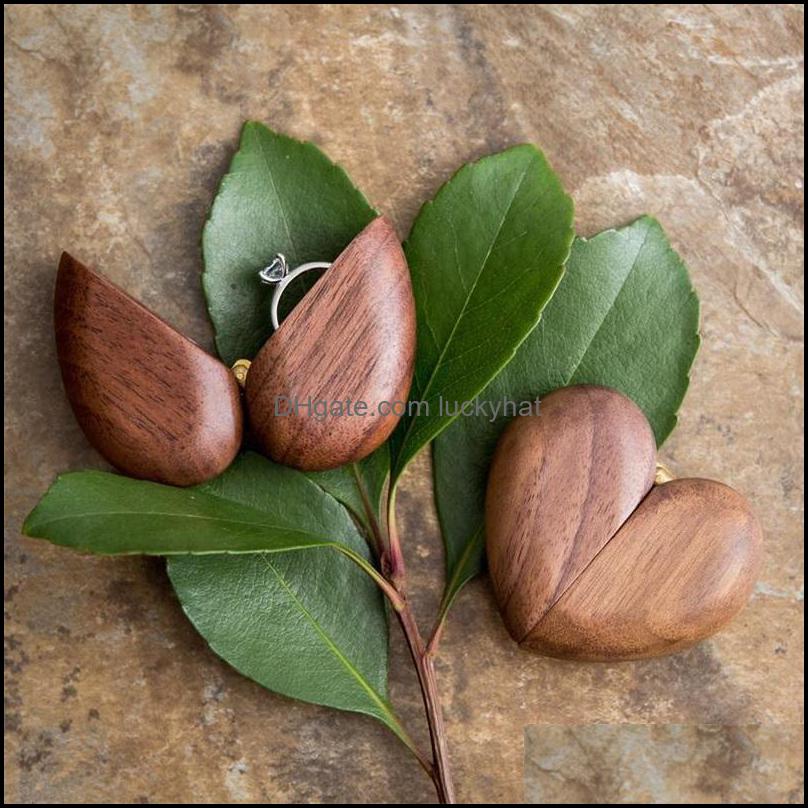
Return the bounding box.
[24,122,699,745]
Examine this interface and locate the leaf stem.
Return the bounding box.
[335,546,404,612]
[396,597,456,803]
[426,610,448,658]
[387,486,456,804]
[327,545,435,778]
[348,474,456,802]
[350,462,386,559]
[386,490,407,584]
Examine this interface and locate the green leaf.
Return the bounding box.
[23,454,363,557]
[389,145,574,481]
[167,457,407,743]
[202,121,376,365]
[433,217,701,611]
[168,551,406,741]
[25,454,409,742]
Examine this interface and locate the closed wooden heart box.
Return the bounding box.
[485,385,762,661]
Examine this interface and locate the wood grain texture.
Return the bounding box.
[55,253,243,486]
[485,386,657,642]
[245,216,415,471]
[524,478,763,660]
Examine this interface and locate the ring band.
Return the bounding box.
[259,254,331,330]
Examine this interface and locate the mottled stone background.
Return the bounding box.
[4,4,804,804]
[525,724,804,803]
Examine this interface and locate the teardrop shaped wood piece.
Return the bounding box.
[485,386,657,642]
[523,478,763,660]
[245,216,416,471]
[55,253,243,486]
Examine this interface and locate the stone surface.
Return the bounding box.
[4,4,803,804]
[525,724,805,803]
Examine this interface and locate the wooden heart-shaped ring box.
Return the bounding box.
[246,216,415,470]
[485,385,762,661]
[54,217,415,484]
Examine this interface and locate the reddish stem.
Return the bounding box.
[354,469,456,803]
[396,602,456,803]
[388,494,456,804]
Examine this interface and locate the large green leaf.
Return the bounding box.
[25,454,409,742]
[433,217,701,611]
[167,457,407,743]
[389,145,574,481]
[168,551,404,739]
[202,121,376,365]
[23,454,363,557]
